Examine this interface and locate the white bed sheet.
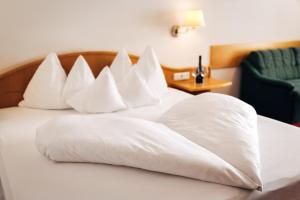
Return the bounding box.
[0,88,299,200]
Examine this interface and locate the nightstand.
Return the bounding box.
[170,78,232,95]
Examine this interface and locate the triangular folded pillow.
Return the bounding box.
[136,46,168,98]
[110,49,132,83]
[67,67,126,113]
[19,53,69,109]
[63,55,95,101]
[118,66,160,108]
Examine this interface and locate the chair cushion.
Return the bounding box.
[246,48,300,80]
[287,79,300,86]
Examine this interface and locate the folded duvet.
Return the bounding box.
[159,93,262,189]
[36,93,262,190]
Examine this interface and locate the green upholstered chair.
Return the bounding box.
[240,47,300,124]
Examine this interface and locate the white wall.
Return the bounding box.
[1,0,300,96]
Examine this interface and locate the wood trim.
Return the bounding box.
[170,79,232,95]
[0,51,196,108]
[210,40,300,69]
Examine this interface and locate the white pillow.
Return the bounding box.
[159,93,262,189]
[19,53,69,109]
[136,46,168,98]
[118,66,160,108]
[110,49,132,83]
[63,55,95,101]
[67,67,126,113]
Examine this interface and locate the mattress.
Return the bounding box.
[0,88,299,200]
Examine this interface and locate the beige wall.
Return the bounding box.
[1,0,300,96]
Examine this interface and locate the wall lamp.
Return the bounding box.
[171,10,206,37]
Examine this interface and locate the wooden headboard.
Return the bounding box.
[210,40,300,68]
[0,51,195,108]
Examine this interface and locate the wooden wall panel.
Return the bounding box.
[210,40,300,68]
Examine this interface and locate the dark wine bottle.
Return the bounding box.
[196,55,204,84]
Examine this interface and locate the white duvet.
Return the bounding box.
[36,93,262,190]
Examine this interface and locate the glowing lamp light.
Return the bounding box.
[171,10,206,37]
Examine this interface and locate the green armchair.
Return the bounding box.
[240,47,300,124]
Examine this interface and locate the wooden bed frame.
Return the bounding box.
[0,51,195,108]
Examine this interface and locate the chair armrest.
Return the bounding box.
[240,61,295,123]
[242,61,294,91]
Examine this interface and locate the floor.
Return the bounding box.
[294,122,300,128]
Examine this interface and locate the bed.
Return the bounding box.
[0,48,300,200]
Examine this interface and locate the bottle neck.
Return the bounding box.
[198,56,202,72]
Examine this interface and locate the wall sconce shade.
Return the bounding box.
[171,9,205,37]
[183,10,206,27]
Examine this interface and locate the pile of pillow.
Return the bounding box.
[19,47,168,113]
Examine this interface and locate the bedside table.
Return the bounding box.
[170,78,232,95]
